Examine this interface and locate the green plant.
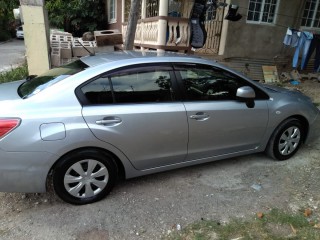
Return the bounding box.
[0,64,28,83]
[0,30,10,41]
[165,209,320,240]
[45,0,106,36]
[0,0,20,40]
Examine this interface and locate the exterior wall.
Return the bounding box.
[222,0,303,59]
[106,0,123,32]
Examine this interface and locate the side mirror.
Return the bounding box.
[236,86,255,99]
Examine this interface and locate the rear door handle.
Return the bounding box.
[96,117,122,126]
[189,112,210,121]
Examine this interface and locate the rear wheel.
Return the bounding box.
[53,149,117,205]
[266,118,304,160]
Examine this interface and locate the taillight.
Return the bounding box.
[0,119,20,138]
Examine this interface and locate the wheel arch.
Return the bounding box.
[265,114,309,160]
[268,114,309,145]
[46,147,126,190]
[286,114,309,143]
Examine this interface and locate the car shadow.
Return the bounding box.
[0,152,293,210]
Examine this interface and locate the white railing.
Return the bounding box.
[142,20,158,44]
[122,17,190,50]
[166,19,189,47]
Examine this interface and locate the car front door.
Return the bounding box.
[175,64,269,161]
[79,64,188,170]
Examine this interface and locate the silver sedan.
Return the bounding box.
[0,51,319,204]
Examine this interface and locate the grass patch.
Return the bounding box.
[0,64,28,84]
[165,209,320,240]
[314,102,320,107]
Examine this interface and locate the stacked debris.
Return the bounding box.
[50,29,123,67]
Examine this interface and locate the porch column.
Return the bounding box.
[20,0,50,75]
[141,0,146,51]
[122,0,125,23]
[218,0,231,56]
[141,0,146,19]
[157,0,169,52]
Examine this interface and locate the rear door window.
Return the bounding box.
[80,65,176,105]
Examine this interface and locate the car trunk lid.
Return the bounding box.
[0,80,24,101]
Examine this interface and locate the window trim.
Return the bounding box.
[246,0,280,25]
[301,0,320,29]
[108,0,117,24]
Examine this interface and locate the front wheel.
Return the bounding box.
[53,149,118,205]
[266,118,305,161]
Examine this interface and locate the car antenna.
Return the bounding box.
[76,39,95,56]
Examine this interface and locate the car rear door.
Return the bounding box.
[174,64,269,160]
[79,64,188,170]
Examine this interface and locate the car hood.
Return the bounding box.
[258,83,291,92]
[0,80,24,101]
[260,83,314,103]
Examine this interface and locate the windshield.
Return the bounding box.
[18,60,88,99]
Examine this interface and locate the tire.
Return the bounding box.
[266,118,304,161]
[53,149,118,205]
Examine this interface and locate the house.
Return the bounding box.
[20,0,320,78]
[104,0,318,80]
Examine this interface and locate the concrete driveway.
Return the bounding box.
[0,39,26,72]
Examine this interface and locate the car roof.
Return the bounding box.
[80,50,205,67]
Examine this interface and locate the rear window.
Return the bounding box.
[18,60,88,99]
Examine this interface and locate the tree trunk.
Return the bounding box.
[123,0,141,50]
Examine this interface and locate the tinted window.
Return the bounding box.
[176,64,268,101]
[111,70,173,103]
[19,60,88,99]
[81,77,113,104]
[81,68,174,104]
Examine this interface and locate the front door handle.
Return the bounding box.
[96,117,122,126]
[189,112,210,121]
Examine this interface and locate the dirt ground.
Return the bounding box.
[0,81,319,240]
[1,142,319,240]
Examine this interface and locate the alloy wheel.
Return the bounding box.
[278,126,301,156]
